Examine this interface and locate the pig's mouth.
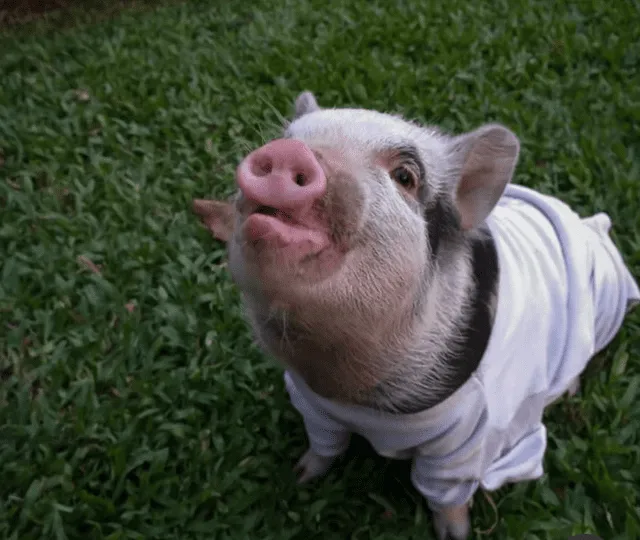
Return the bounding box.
[253,205,289,220]
[241,204,333,260]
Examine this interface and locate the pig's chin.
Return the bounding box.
[237,212,344,289]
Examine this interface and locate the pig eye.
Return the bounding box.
[390,166,416,190]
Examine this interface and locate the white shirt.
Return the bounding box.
[284,184,640,511]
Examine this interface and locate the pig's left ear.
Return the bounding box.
[192,199,234,242]
[447,124,520,230]
[293,91,321,119]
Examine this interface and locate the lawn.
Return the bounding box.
[1,0,639,538]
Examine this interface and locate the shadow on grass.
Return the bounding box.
[0,0,182,31]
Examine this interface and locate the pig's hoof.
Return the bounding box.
[567,377,581,397]
[432,504,470,540]
[293,449,335,484]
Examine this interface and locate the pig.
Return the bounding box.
[193,91,640,540]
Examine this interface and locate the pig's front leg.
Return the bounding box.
[293,449,338,483]
[432,504,471,540]
[284,372,351,484]
[292,418,351,484]
[411,458,474,539]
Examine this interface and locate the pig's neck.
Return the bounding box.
[371,225,500,413]
[248,227,499,412]
[248,299,415,402]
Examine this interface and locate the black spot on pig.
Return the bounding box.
[425,197,461,259]
[395,224,499,413]
[454,226,499,377]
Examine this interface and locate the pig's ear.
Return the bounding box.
[293,91,321,119]
[447,124,520,230]
[192,198,234,242]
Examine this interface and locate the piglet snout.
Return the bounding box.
[236,139,327,217]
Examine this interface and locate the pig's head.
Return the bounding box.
[193,92,520,407]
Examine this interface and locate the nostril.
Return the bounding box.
[251,156,273,176]
[295,173,306,186]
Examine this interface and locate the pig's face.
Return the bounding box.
[231,106,435,319]
[193,92,519,402]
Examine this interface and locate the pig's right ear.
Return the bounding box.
[446,124,520,230]
[293,91,321,119]
[192,199,234,242]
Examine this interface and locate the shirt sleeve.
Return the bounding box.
[284,371,351,458]
[411,456,480,511]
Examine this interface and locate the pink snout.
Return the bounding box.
[236,139,327,216]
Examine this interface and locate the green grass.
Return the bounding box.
[1,0,639,538]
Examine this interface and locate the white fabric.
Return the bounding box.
[284,184,640,511]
